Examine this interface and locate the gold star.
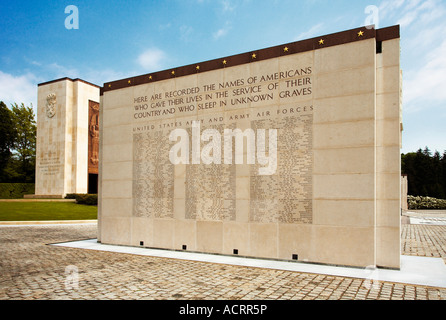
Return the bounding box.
[358,30,364,37]
[108,84,111,88]
[251,53,257,59]
[222,60,227,65]
[196,65,200,71]
[319,39,325,45]
[128,80,131,84]
[171,70,175,75]
[149,75,152,80]
[284,46,289,53]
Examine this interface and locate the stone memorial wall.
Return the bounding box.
[98,26,402,269]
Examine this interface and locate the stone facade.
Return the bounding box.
[35,78,100,198]
[98,26,402,269]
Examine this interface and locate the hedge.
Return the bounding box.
[408,195,446,210]
[65,193,98,206]
[0,183,35,199]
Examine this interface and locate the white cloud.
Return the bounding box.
[376,0,446,114]
[378,0,405,20]
[0,65,134,121]
[221,0,235,12]
[0,71,38,108]
[137,48,167,72]
[395,0,440,27]
[375,0,446,153]
[406,0,423,10]
[390,0,446,113]
[180,25,194,42]
[213,28,228,40]
[294,23,324,41]
[418,1,446,24]
[84,69,134,87]
[24,57,128,87]
[397,9,418,27]
[159,23,171,30]
[213,21,232,40]
[48,62,80,79]
[403,39,446,110]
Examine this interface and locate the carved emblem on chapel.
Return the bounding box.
[46,93,57,119]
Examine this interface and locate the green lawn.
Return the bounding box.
[0,202,97,221]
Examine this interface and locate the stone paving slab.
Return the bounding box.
[0,220,446,300]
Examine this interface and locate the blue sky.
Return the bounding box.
[0,0,445,154]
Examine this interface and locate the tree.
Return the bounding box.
[0,101,16,181]
[402,152,419,196]
[10,103,36,183]
[432,151,442,198]
[402,148,446,200]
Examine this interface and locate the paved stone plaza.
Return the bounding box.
[0,211,445,300]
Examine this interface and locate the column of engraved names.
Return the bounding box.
[133,129,174,218]
[186,123,236,221]
[250,113,313,224]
